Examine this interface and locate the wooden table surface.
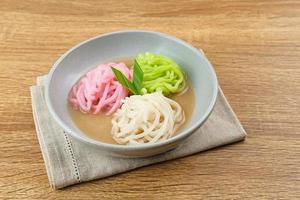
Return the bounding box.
[0,0,299,199]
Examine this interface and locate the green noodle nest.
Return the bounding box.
[136,52,186,96]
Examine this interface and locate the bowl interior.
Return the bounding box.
[47,31,218,146]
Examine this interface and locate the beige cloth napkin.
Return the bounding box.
[30,54,246,189]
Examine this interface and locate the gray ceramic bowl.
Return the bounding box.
[45,30,218,157]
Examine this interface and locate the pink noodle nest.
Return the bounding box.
[69,63,132,115]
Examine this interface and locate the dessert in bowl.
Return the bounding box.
[46,30,218,157]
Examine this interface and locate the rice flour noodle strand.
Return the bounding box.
[69,63,132,115]
[111,92,185,145]
[137,52,186,96]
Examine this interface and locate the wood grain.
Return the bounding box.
[0,0,299,199]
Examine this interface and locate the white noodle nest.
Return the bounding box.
[111,92,185,145]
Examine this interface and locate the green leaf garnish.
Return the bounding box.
[133,60,144,92]
[112,59,144,95]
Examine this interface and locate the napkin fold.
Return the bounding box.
[31,54,246,189]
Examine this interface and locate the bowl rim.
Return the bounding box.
[45,29,218,151]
